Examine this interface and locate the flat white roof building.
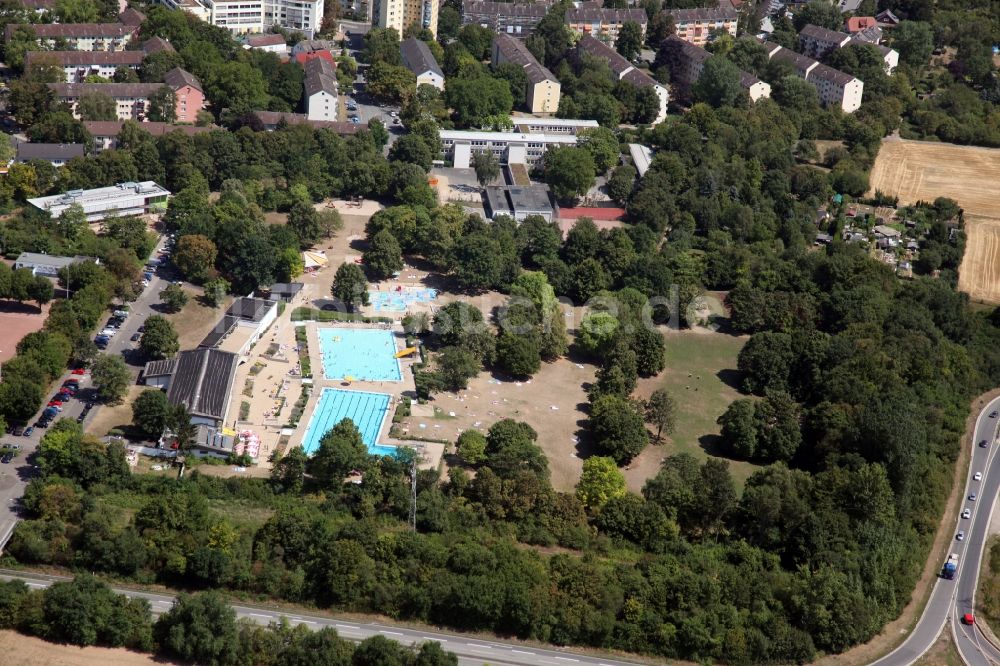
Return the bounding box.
[28,181,171,222]
[439,130,578,168]
[510,117,600,134]
[628,143,653,177]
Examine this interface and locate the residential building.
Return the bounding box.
[851,37,898,71]
[14,253,96,277]
[763,42,863,112]
[836,0,862,13]
[461,0,548,37]
[27,181,171,222]
[510,117,598,135]
[483,185,556,222]
[25,37,174,82]
[249,110,361,135]
[875,9,900,28]
[575,35,668,124]
[84,121,214,151]
[564,7,647,47]
[15,142,85,167]
[156,0,324,37]
[292,39,337,64]
[798,23,851,59]
[493,34,560,114]
[48,68,204,121]
[439,129,578,169]
[303,57,338,121]
[163,67,205,122]
[245,33,288,52]
[660,36,770,102]
[375,0,438,38]
[401,37,445,91]
[5,21,140,51]
[668,6,738,47]
[264,0,324,36]
[199,297,278,356]
[142,36,176,55]
[142,349,240,427]
[845,16,877,33]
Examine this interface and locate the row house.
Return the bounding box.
[25,37,175,83]
[668,6,738,47]
[661,35,770,102]
[763,41,863,112]
[48,68,204,121]
[5,21,141,51]
[493,34,560,113]
[575,34,668,124]
[799,23,898,72]
[303,57,338,121]
[461,0,550,38]
[564,8,648,48]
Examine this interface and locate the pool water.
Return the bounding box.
[318,327,402,381]
[369,288,438,312]
[300,388,398,457]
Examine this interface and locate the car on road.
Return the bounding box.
[981,439,989,447]
[23,427,32,437]
[138,325,145,332]
[350,117,360,124]
[957,531,965,540]
[131,332,141,342]
[1,453,12,464]
[970,493,978,501]
[975,471,983,481]
[992,411,998,418]
[393,118,401,125]
[963,613,976,625]
[963,508,972,518]
[390,110,398,118]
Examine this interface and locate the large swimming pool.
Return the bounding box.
[318,327,402,382]
[300,388,398,457]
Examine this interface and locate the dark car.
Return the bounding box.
[981,439,990,447]
[76,413,87,423]
[23,427,33,437]
[138,325,145,333]
[1,453,12,464]
[12,426,23,436]
[131,332,141,342]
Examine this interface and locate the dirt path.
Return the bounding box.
[812,390,996,666]
[0,630,170,665]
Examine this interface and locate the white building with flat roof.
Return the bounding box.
[510,117,600,134]
[28,181,171,222]
[156,0,324,36]
[439,130,577,168]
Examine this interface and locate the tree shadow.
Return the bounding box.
[572,401,600,460]
[716,368,743,391]
[698,433,726,457]
[0,300,44,315]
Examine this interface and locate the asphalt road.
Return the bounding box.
[0,569,647,666]
[871,395,1000,666]
[0,235,173,550]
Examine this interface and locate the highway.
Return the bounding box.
[0,569,645,666]
[871,396,1000,666]
[0,235,174,549]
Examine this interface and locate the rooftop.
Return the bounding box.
[565,7,648,24]
[143,358,176,377]
[14,252,91,269]
[163,67,202,92]
[165,348,240,422]
[142,36,174,54]
[628,143,653,177]
[5,22,136,41]
[304,56,337,97]
[25,50,144,67]
[401,37,444,79]
[440,129,579,143]
[494,33,556,85]
[119,7,145,25]
[226,296,276,323]
[83,120,214,138]
[247,33,287,47]
[576,33,633,76]
[511,117,600,129]
[846,16,877,32]
[668,6,738,21]
[461,0,550,19]
[808,61,859,86]
[28,181,170,212]
[267,282,304,296]
[484,185,554,217]
[16,142,85,162]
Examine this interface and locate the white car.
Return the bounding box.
[958,531,966,541]
[970,493,978,502]
[963,508,972,519]
[975,472,983,481]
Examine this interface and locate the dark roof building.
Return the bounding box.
[247,33,287,48]
[266,282,304,302]
[483,184,556,222]
[25,50,145,68]
[15,142,85,165]
[141,36,174,54]
[84,121,214,151]
[163,67,202,92]
[119,7,146,25]
[400,37,445,86]
[161,349,240,425]
[461,0,551,37]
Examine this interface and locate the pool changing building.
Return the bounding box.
[199,296,278,356]
[143,348,241,428]
[27,181,170,222]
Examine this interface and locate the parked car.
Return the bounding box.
[131,332,141,342]
[138,325,145,333]
[991,411,997,418]
[71,368,86,375]
[12,426,23,436]
[1,453,12,464]
[23,427,33,437]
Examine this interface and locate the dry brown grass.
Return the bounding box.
[958,215,1000,303]
[0,630,170,666]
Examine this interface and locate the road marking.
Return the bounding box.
[335,624,358,630]
[248,613,269,618]
[468,643,493,648]
[379,630,403,636]
[512,649,534,655]
[555,658,579,662]
[422,636,440,641]
[298,620,317,625]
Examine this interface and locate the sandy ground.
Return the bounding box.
[958,215,1000,303]
[0,301,49,363]
[0,630,168,666]
[869,139,1000,218]
[85,384,145,437]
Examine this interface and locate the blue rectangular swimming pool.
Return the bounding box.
[318,327,402,382]
[300,388,398,457]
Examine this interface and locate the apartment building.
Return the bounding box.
[493,34,560,114]
[48,68,204,121]
[292,39,337,64]
[564,8,647,47]
[439,129,578,169]
[461,0,550,38]
[401,37,445,91]
[799,23,897,73]
[25,37,174,82]
[375,0,438,38]
[763,42,863,112]
[303,57,338,121]
[14,142,85,167]
[5,21,140,51]
[156,0,324,37]
[661,36,770,102]
[510,117,599,134]
[576,34,668,124]
[668,6,738,47]
[83,121,214,151]
[28,181,171,222]
[246,33,288,52]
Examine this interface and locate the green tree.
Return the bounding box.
[132,389,171,439]
[590,394,648,463]
[91,354,131,404]
[436,346,480,390]
[307,418,369,485]
[77,92,117,121]
[472,150,500,187]
[159,283,188,313]
[644,388,677,441]
[493,62,528,108]
[174,234,217,283]
[147,85,177,123]
[718,399,758,458]
[576,455,627,510]
[331,262,369,310]
[577,312,620,358]
[616,21,643,61]
[153,592,239,666]
[203,278,229,308]
[456,430,487,464]
[578,127,620,174]
[543,146,596,203]
[363,229,404,280]
[495,332,541,377]
[693,55,743,107]
[606,164,636,204]
[893,21,934,66]
[140,315,179,360]
[793,0,843,30]
[270,447,307,493]
[445,76,513,128]
[287,201,323,249]
[367,61,416,103]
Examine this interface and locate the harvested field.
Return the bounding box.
[0,630,170,666]
[868,139,1000,217]
[959,215,1000,303]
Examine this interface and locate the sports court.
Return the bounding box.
[318,326,402,381]
[300,388,398,456]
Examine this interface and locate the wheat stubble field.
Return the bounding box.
[868,138,1000,302]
